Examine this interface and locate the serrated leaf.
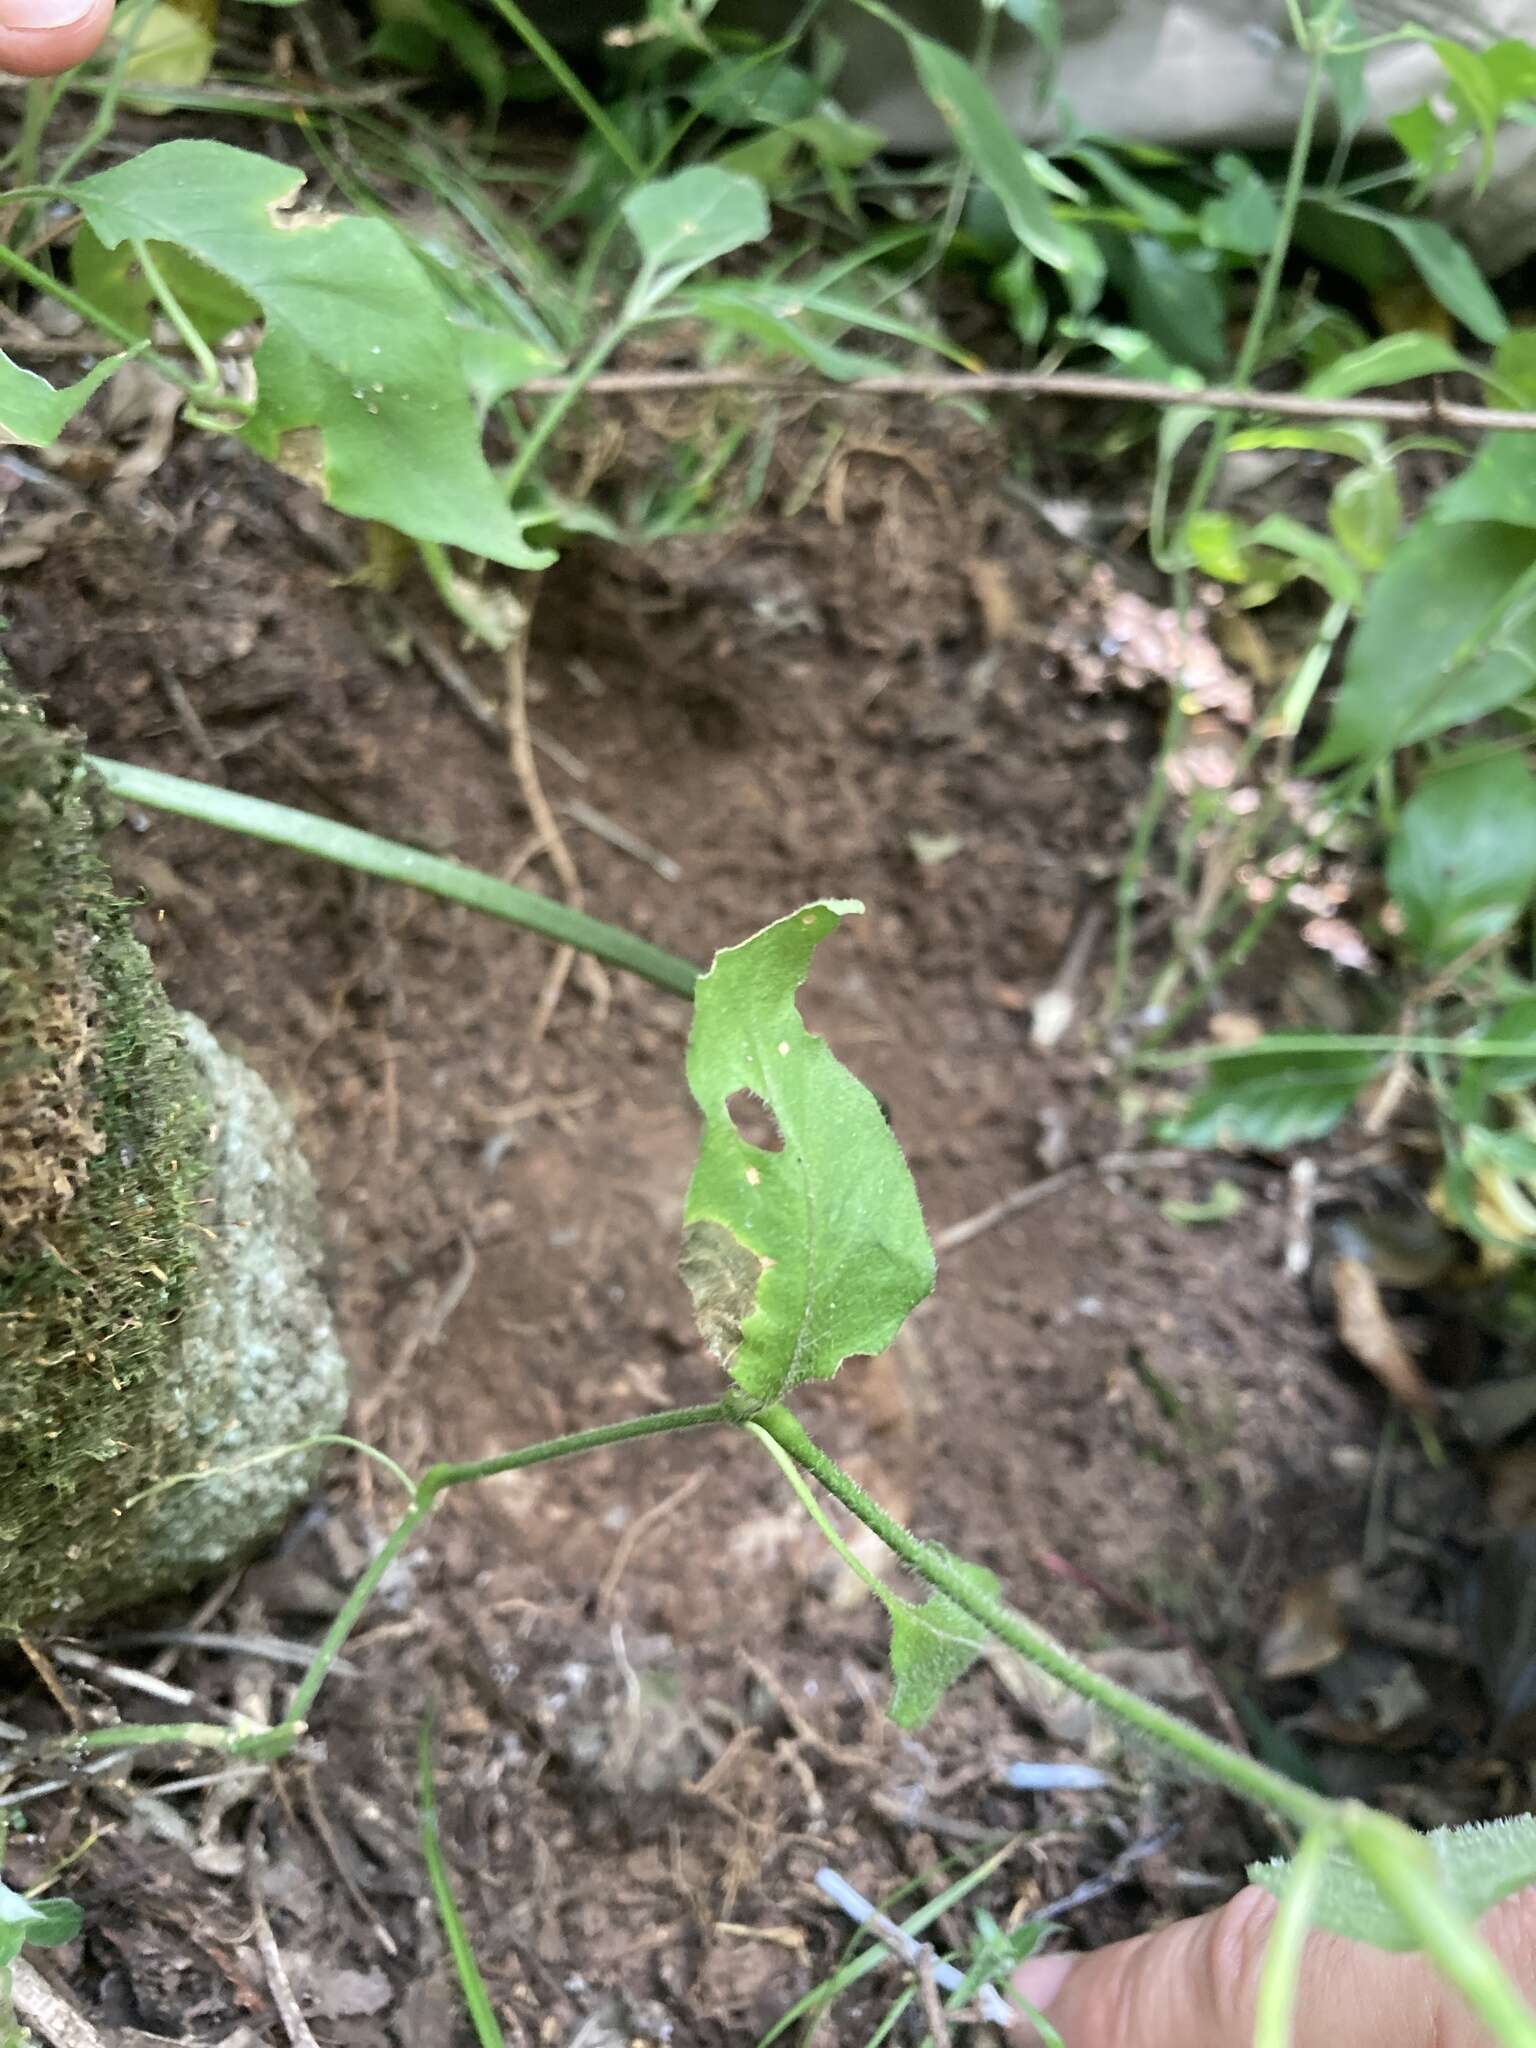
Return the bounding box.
[0,350,124,444]
[1309,520,1536,768]
[0,1881,82,1969]
[1388,750,1536,962]
[69,140,550,568]
[1251,1817,1536,1951]
[622,167,770,318]
[1163,1045,1381,1151]
[682,902,935,1402]
[887,1554,999,1730]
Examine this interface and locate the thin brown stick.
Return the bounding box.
[916,1946,954,2048]
[503,613,611,1034]
[511,366,1536,435]
[935,1148,1207,1253]
[597,1469,707,1615]
[248,1832,323,2048]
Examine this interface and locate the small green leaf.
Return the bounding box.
[887,1554,999,1730]
[682,902,935,1402]
[1163,1045,1381,1151]
[1198,152,1279,257]
[0,1881,82,1969]
[1329,465,1401,571]
[1251,1818,1536,1952]
[0,349,124,444]
[1302,331,1465,400]
[1388,750,1536,962]
[70,139,550,568]
[1186,509,1256,584]
[684,282,907,381]
[1310,520,1536,768]
[622,166,770,317]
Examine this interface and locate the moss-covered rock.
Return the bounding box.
[1,682,348,1636]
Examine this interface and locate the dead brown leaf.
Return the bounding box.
[1259,1565,1356,1680]
[1330,1255,1439,1413]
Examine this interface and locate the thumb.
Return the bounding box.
[0,0,114,75]
[1011,1882,1536,2047]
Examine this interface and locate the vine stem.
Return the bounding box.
[54,1401,733,1762]
[271,1400,731,1742]
[1254,1823,1331,2048]
[753,1405,1333,1831]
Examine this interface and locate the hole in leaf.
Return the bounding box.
[726,1090,783,1153]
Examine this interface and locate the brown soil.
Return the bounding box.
[3,413,1377,2045]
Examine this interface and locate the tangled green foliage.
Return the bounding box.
[0,677,209,1633]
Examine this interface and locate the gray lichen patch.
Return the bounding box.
[1,675,349,1635]
[127,1017,350,1593]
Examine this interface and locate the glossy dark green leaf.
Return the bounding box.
[1388,750,1536,962]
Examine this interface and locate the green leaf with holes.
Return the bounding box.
[1252,1818,1536,1951]
[0,1882,82,1970]
[69,139,550,568]
[681,902,935,1403]
[887,1554,1000,1730]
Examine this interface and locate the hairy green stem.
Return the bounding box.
[272,1400,729,1741]
[133,237,221,397]
[1175,9,1332,542]
[1255,1823,1331,2048]
[87,756,700,998]
[755,1406,1333,1831]
[1342,1808,1536,2047]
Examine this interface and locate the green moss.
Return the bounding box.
[1,681,348,1634]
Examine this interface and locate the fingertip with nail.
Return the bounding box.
[0,0,115,76]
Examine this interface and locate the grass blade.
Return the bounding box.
[418,1715,506,2048]
[88,756,699,998]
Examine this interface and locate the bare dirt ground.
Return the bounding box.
[2,408,1380,2044]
